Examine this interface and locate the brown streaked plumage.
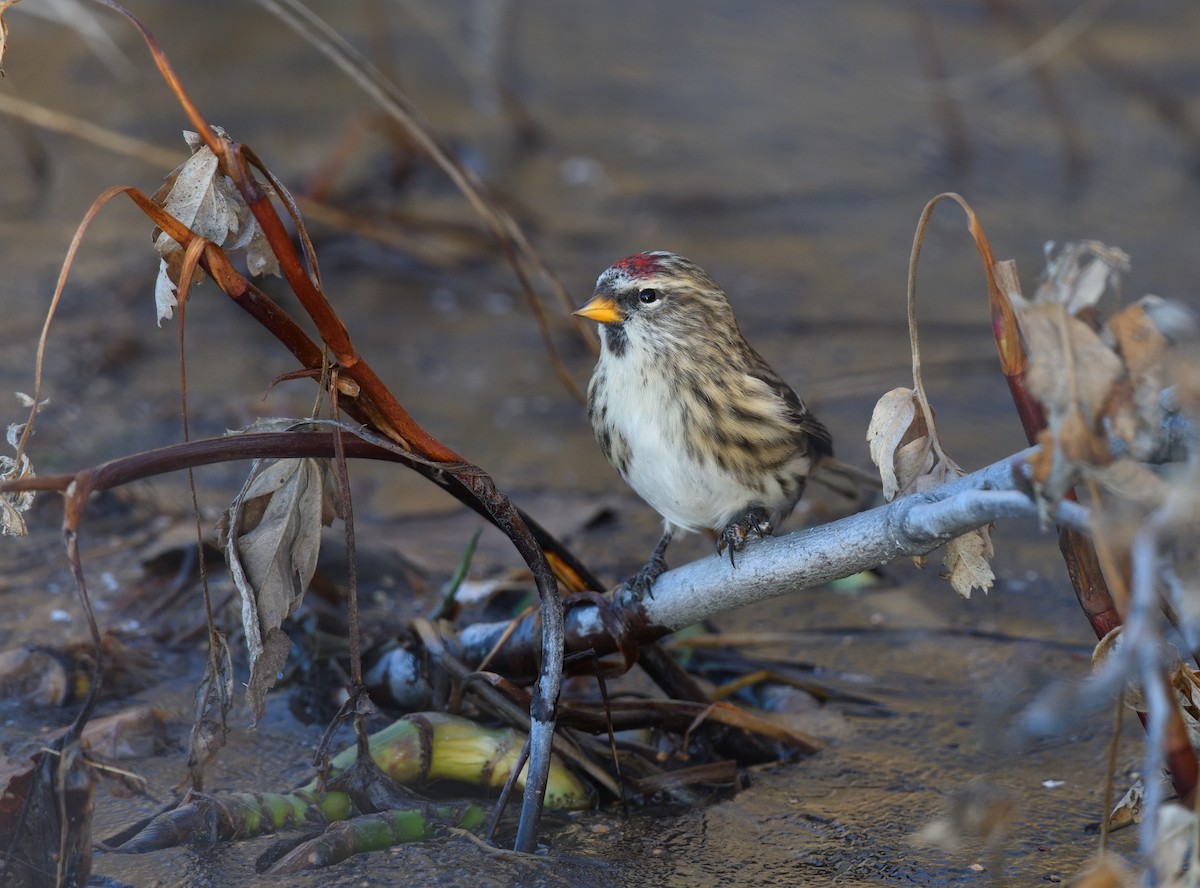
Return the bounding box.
[575,251,858,597]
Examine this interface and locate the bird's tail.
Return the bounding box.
[811,456,883,499]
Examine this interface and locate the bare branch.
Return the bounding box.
[370,448,1092,696]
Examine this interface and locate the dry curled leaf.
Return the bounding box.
[151,128,279,324]
[1020,304,1123,434]
[1035,240,1130,315]
[866,387,925,501]
[1105,297,1172,462]
[1014,243,1132,509]
[220,427,340,725]
[943,526,995,599]
[1015,245,1197,525]
[187,633,233,789]
[868,388,994,597]
[1092,627,1200,756]
[1,392,45,536]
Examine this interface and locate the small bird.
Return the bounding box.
[575,251,868,597]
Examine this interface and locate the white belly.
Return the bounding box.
[602,359,790,534]
[623,439,758,533]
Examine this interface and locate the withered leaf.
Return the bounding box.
[187,633,233,788]
[867,388,994,597]
[1,392,45,536]
[1107,777,1145,832]
[1018,303,1121,508]
[1020,303,1123,430]
[1173,665,1200,752]
[866,387,924,501]
[1035,240,1130,315]
[152,129,279,324]
[0,742,96,886]
[894,435,937,495]
[223,454,340,725]
[943,525,995,600]
[1106,297,1171,461]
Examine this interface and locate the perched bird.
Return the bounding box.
[575,251,868,597]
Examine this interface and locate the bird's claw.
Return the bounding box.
[621,550,669,600]
[620,528,673,600]
[716,509,773,566]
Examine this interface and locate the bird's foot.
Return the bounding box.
[716,508,773,566]
[621,529,673,600]
[622,555,668,600]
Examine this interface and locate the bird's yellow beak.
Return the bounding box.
[573,293,623,324]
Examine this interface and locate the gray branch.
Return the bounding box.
[372,448,1086,702]
[614,450,1085,633]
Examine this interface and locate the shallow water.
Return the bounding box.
[2,0,1197,883]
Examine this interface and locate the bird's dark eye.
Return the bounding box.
[638,288,659,304]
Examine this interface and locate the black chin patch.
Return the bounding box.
[604,323,628,357]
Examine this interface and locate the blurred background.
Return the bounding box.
[1,1,1198,884]
[3,1,1197,523]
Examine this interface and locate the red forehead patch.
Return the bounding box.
[612,252,666,279]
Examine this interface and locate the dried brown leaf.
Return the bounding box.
[152,129,279,323]
[867,388,993,595]
[1166,665,1200,764]
[0,0,15,73]
[1091,626,1151,713]
[1106,297,1171,460]
[943,525,995,599]
[1019,300,1121,510]
[1111,298,1170,377]
[187,632,233,787]
[1,392,45,536]
[1108,777,1145,832]
[924,447,994,598]
[0,740,96,885]
[1034,241,1130,315]
[223,452,339,724]
[895,435,936,494]
[246,627,293,728]
[686,701,821,753]
[867,387,928,500]
[1021,304,1123,429]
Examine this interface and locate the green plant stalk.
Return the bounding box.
[116,713,588,853]
[267,803,488,874]
[313,712,591,811]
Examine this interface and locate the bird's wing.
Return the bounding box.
[745,346,835,458]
